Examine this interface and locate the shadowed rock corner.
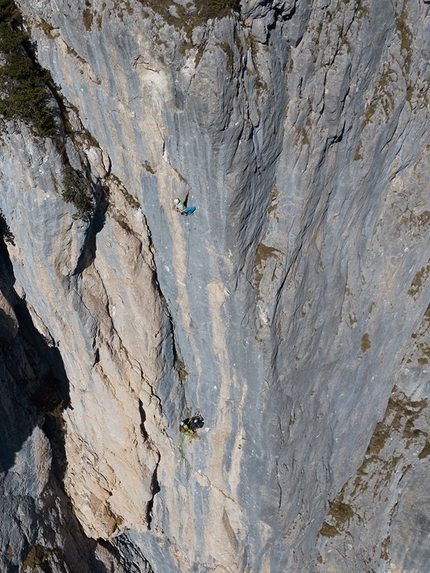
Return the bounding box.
[0,211,125,572]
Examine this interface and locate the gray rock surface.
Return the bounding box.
[0,0,429,571]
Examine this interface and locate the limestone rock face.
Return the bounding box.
[0,0,429,571]
[0,210,127,572]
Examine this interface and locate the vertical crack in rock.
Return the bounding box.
[72,188,109,276]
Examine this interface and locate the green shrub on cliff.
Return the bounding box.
[0,0,55,136]
[0,208,14,244]
[0,0,18,22]
[61,164,93,220]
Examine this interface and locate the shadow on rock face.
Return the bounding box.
[73,186,108,276]
[0,195,121,573]
[0,226,70,477]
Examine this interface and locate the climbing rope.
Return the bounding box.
[185,215,191,279]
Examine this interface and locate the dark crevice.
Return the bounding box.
[146,463,161,530]
[137,398,161,530]
[0,220,70,473]
[73,186,108,275]
[138,399,149,442]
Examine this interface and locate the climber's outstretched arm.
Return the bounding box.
[183,186,191,203]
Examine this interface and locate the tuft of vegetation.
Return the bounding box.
[176,355,188,382]
[22,545,65,572]
[319,488,355,540]
[138,0,239,32]
[356,0,370,19]
[218,40,234,71]
[395,9,412,71]
[320,521,339,538]
[253,242,282,298]
[418,441,430,459]
[0,208,14,244]
[267,185,279,218]
[408,261,430,298]
[61,163,93,220]
[82,7,94,30]
[361,332,371,352]
[354,140,363,160]
[381,535,390,561]
[198,0,239,19]
[142,161,156,175]
[329,500,354,525]
[355,391,428,470]
[0,0,55,136]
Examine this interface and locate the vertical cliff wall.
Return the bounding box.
[0,0,429,571]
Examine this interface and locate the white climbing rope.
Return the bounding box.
[185,215,191,278]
